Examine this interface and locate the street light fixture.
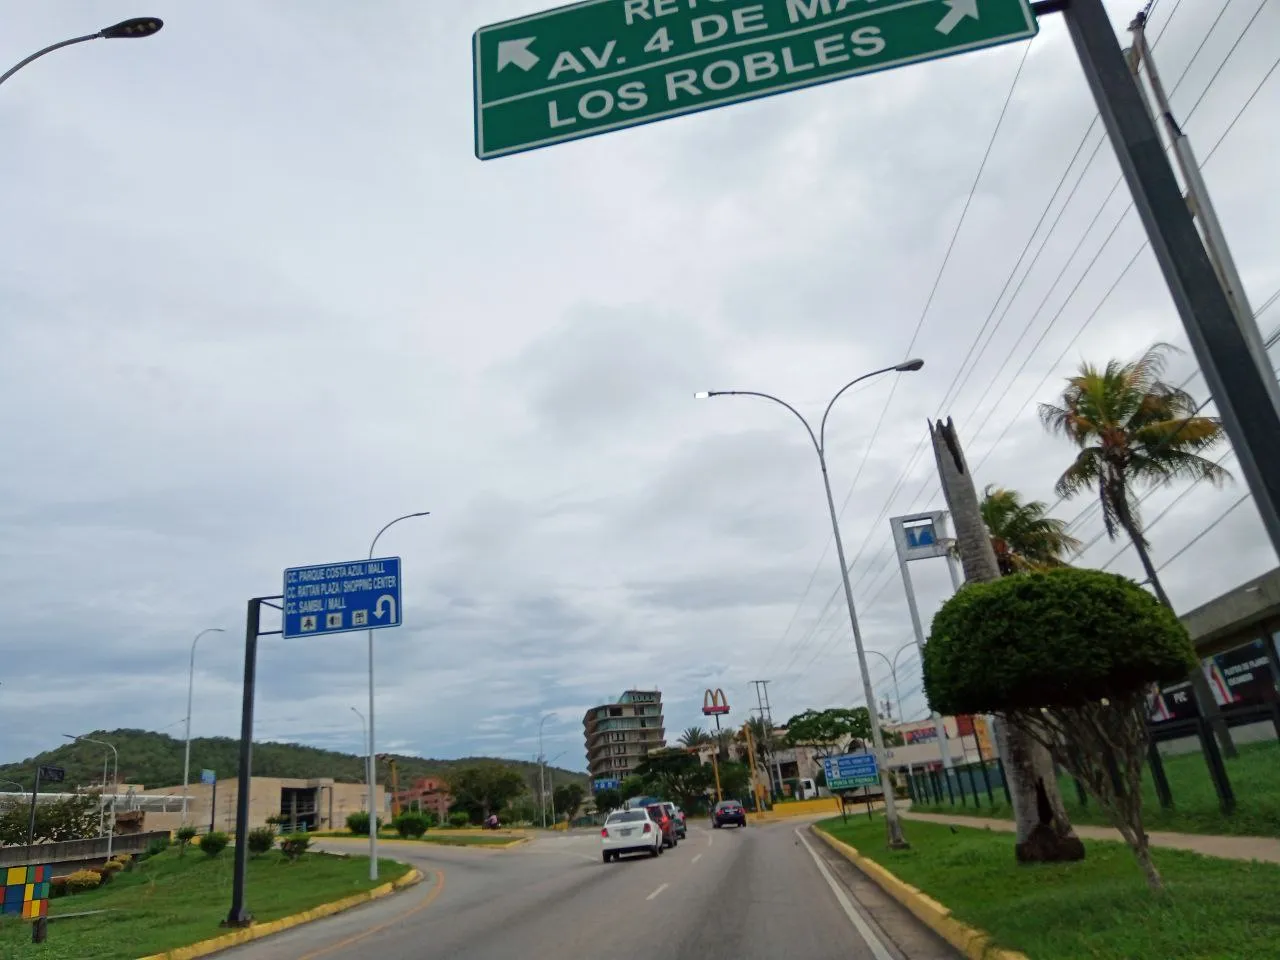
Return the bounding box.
[351,707,369,809]
[695,359,925,849]
[538,714,553,829]
[364,511,429,881]
[182,627,224,827]
[864,639,918,723]
[1,17,164,89]
[63,734,119,858]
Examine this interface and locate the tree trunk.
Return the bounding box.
[931,418,1084,862]
[1117,503,1237,758]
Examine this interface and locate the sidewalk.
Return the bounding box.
[904,811,1280,864]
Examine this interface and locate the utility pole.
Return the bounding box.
[749,681,782,799]
[1128,9,1277,399]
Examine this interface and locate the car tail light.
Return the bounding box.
[643,823,652,834]
[601,828,608,837]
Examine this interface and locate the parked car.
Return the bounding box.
[712,800,747,828]
[661,802,686,839]
[645,803,679,848]
[601,809,662,862]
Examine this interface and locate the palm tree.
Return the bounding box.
[677,726,711,749]
[980,485,1081,575]
[1039,342,1235,753]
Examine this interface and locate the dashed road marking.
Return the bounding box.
[691,853,703,864]
[646,882,669,901]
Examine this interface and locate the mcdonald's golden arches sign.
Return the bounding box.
[702,688,730,716]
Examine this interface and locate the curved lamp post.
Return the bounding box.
[182,627,224,826]
[865,639,918,723]
[64,734,118,858]
[695,358,924,849]
[365,511,429,880]
[537,714,553,828]
[1,18,163,89]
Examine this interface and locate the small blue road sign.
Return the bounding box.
[822,752,880,791]
[905,522,937,549]
[200,770,216,786]
[283,557,402,640]
[593,778,621,792]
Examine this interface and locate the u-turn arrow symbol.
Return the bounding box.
[374,595,397,622]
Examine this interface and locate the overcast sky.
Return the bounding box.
[1,0,1277,778]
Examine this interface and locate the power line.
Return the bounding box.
[1155,493,1253,573]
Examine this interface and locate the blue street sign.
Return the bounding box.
[200,770,216,786]
[905,522,937,548]
[823,752,879,791]
[593,778,621,792]
[283,557,403,640]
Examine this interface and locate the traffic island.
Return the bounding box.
[0,847,417,960]
[815,817,1280,959]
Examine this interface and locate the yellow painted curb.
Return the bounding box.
[814,828,1029,960]
[136,868,424,960]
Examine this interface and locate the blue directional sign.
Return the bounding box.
[283,557,402,640]
[200,770,216,786]
[822,752,880,791]
[593,778,621,793]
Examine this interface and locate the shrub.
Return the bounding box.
[199,831,230,858]
[394,812,429,839]
[279,833,311,861]
[111,853,134,871]
[49,876,69,899]
[146,836,170,857]
[345,811,383,835]
[448,812,471,829]
[176,825,198,856]
[248,827,276,857]
[65,870,101,894]
[99,859,124,876]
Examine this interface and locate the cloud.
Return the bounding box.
[2,0,1277,775]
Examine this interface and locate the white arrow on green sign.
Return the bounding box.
[473,0,1037,160]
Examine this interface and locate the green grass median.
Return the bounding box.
[315,830,521,846]
[910,739,1280,837]
[818,816,1280,960]
[0,848,410,960]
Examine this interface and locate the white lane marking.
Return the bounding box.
[794,828,896,960]
[646,882,670,901]
[691,853,703,864]
[707,834,714,849]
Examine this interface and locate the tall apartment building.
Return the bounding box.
[583,689,665,785]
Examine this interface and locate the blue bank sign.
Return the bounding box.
[283,557,403,640]
[822,752,879,791]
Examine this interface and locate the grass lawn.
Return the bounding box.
[0,847,410,960]
[315,831,521,846]
[818,816,1280,960]
[910,739,1280,837]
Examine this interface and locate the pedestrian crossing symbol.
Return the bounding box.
[300,615,317,632]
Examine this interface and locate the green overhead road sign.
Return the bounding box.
[473,0,1037,159]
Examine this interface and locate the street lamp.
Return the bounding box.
[63,734,118,858]
[864,639,918,723]
[351,707,369,811]
[182,627,224,826]
[695,359,924,849]
[0,779,23,792]
[538,714,553,829]
[1,18,164,89]
[364,511,429,881]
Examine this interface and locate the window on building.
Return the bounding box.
[613,745,627,755]
[609,707,623,717]
[610,732,626,743]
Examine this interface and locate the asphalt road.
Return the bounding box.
[222,820,959,960]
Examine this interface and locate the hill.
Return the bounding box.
[0,729,588,795]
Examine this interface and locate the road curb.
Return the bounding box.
[135,867,424,960]
[813,827,1029,960]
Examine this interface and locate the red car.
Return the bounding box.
[644,803,679,848]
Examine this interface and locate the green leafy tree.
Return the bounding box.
[553,783,585,820]
[394,812,429,838]
[925,567,1195,891]
[677,727,712,749]
[175,825,198,856]
[980,485,1080,575]
[592,788,622,815]
[0,794,97,846]
[784,708,872,757]
[634,749,713,811]
[280,833,311,861]
[619,774,653,800]
[716,761,752,803]
[1039,343,1234,756]
[448,765,527,819]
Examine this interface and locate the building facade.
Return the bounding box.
[583,690,665,786]
[395,777,453,824]
[139,777,385,835]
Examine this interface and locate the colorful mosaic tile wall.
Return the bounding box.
[2,865,51,919]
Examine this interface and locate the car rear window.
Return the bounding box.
[717,802,741,810]
[607,810,647,823]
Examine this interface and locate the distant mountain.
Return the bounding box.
[0,729,587,794]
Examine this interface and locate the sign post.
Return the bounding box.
[474,0,1037,158]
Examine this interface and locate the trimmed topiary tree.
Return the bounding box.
[175,824,197,857]
[394,812,429,839]
[925,567,1195,890]
[199,831,230,858]
[248,827,276,857]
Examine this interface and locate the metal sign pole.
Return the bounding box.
[226,598,262,928]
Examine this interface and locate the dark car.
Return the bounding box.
[661,802,686,840]
[712,800,746,828]
[645,803,679,848]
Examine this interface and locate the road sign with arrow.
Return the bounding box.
[473,0,1037,159]
[282,557,402,639]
